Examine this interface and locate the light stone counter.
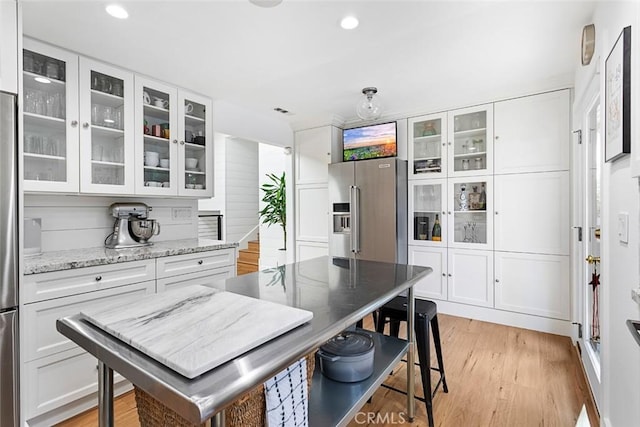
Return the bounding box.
[23,238,238,275]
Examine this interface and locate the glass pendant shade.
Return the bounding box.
[356,87,382,120]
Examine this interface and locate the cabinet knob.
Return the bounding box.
[442,211,446,215]
[82,122,90,129]
[442,143,446,147]
[448,142,452,146]
[448,273,452,277]
[442,273,446,277]
[172,139,178,144]
[495,279,500,283]
[180,140,185,145]
[71,120,78,127]
[198,260,203,265]
[495,211,499,215]
[448,211,452,215]
[495,136,500,140]
[95,275,102,282]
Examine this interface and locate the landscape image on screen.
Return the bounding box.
[343,122,397,161]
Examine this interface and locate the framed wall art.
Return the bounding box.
[605,25,631,162]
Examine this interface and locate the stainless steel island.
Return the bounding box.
[57,256,431,426]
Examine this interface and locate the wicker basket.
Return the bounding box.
[135,352,316,427]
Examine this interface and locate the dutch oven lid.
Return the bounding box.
[320,331,374,357]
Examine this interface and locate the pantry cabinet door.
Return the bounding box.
[494,252,570,320]
[447,249,493,308]
[409,245,447,301]
[494,90,570,174]
[494,172,570,255]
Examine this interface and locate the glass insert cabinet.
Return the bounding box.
[408,104,493,179]
[22,38,213,197]
[409,177,493,250]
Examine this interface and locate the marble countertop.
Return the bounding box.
[24,238,238,275]
[81,285,313,378]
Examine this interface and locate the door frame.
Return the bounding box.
[572,70,602,410]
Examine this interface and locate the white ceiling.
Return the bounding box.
[21,0,596,130]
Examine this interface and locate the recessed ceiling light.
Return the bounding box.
[249,0,283,8]
[34,77,51,84]
[340,16,359,30]
[106,4,129,19]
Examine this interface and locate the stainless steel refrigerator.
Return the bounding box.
[0,91,19,427]
[328,158,407,263]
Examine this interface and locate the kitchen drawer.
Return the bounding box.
[24,347,127,419]
[23,280,155,362]
[156,249,235,279]
[157,265,235,293]
[23,259,155,303]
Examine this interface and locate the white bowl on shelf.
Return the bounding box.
[159,158,170,168]
[185,158,198,169]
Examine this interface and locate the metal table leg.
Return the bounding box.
[98,361,114,427]
[406,286,415,421]
[211,410,226,427]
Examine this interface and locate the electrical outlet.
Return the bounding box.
[171,207,192,220]
[618,212,629,243]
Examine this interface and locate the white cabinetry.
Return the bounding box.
[409,246,447,300]
[494,252,570,320]
[407,90,571,329]
[494,172,570,255]
[294,126,341,260]
[494,90,570,174]
[447,249,494,308]
[156,249,236,292]
[296,241,329,262]
[22,261,156,423]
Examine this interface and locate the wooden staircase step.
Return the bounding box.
[238,249,259,264]
[248,240,260,252]
[237,260,259,276]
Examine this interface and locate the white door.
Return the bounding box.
[573,76,601,410]
[447,248,493,307]
[409,246,447,300]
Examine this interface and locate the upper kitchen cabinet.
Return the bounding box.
[177,90,213,197]
[408,112,447,179]
[22,39,79,193]
[134,77,213,197]
[447,104,493,177]
[494,90,570,174]
[295,126,341,185]
[79,58,135,194]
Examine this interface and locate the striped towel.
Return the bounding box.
[264,357,309,427]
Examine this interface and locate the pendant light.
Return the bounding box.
[356,87,382,120]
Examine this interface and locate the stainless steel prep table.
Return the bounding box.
[57,256,431,426]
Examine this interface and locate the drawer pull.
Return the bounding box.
[95,276,102,282]
[198,260,204,265]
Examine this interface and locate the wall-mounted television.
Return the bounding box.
[343,121,397,161]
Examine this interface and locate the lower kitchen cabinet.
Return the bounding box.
[157,265,235,292]
[447,249,494,308]
[155,248,236,278]
[23,280,155,421]
[494,251,570,320]
[408,245,447,300]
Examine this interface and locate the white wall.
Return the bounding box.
[0,0,18,93]
[224,137,258,247]
[574,3,640,426]
[24,195,198,252]
[258,143,290,268]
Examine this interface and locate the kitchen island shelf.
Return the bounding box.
[308,330,408,427]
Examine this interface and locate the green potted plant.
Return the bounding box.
[259,171,286,250]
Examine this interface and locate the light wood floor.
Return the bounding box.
[57,314,599,427]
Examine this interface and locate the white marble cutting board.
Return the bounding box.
[80,285,313,378]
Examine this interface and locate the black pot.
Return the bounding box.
[318,331,374,383]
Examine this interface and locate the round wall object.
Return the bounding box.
[582,24,596,66]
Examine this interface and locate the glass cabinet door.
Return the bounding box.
[408,113,446,179]
[409,179,446,246]
[448,176,493,250]
[79,58,134,193]
[447,104,493,177]
[22,40,79,192]
[134,77,178,195]
[178,91,212,195]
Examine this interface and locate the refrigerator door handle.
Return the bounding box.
[350,185,360,254]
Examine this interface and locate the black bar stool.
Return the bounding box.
[376,296,448,427]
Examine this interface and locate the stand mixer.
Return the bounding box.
[105,202,160,249]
